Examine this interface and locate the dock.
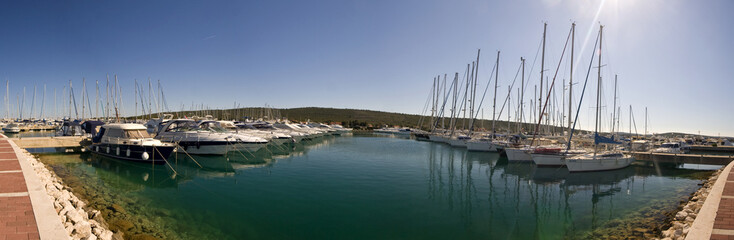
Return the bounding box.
[18,125,57,132]
[691,145,734,153]
[632,152,734,165]
[10,136,87,149]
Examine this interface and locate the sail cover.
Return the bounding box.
[595,133,622,145]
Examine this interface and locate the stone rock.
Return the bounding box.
[685,216,695,223]
[111,232,124,240]
[66,209,84,224]
[673,228,682,237]
[93,214,109,229]
[89,210,100,219]
[99,230,114,240]
[675,211,688,221]
[673,222,685,230]
[93,226,103,236]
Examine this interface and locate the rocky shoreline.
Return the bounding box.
[19,149,118,240]
[654,167,723,240]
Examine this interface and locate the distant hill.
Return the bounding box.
[134,106,571,133]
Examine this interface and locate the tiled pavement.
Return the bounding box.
[0,139,40,240]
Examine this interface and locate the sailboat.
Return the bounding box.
[566,25,634,172]
[531,23,581,167]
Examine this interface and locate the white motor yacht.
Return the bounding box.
[651,142,689,154]
[155,119,268,155]
[2,123,21,133]
[90,123,176,163]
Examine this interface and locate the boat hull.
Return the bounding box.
[89,143,175,164]
[565,155,634,172]
[531,154,565,167]
[177,141,267,155]
[448,138,467,147]
[466,141,498,152]
[2,128,20,133]
[505,148,532,162]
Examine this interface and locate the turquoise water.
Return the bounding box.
[39,134,712,239]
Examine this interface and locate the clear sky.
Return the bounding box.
[0,0,732,136]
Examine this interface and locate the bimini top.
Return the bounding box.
[102,123,147,130]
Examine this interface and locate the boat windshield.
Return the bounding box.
[126,129,151,139]
[199,122,227,132]
[166,121,199,132]
[661,143,678,148]
[253,124,275,130]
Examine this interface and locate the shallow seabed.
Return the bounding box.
[37,134,713,240]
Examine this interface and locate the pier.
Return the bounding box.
[632,152,734,165]
[9,136,87,149]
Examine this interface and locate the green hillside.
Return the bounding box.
[134,107,573,134]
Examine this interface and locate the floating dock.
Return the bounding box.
[632,151,734,165]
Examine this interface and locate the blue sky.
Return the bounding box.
[0,0,732,136]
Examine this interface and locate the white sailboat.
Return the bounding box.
[565,25,633,172]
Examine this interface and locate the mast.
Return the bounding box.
[158,80,162,118]
[68,81,72,119]
[569,23,575,135]
[539,23,547,130]
[106,75,110,121]
[491,51,499,137]
[21,87,25,119]
[462,64,470,129]
[430,77,436,129]
[473,49,480,132]
[612,75,618,135]
[40,84,45,119]
[135,79,138,122]
[645,107,648,137]
[81,78,86,120]
[53,88,56,119]
[95,81,99,119]
[31,85,36,119]
[148,78,152,119]
[520,57,525,134]
[469,62,476,130]
[442,74,446,130]
[4,81,8,119]
[450,73,458,136]
[594,25,603,156]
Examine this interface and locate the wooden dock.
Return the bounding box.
[9,136,88,149]
[632,151,734,165]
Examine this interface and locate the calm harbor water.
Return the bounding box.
[37,134,713,239]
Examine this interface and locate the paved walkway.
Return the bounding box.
[0,139,40,240]
[711,168,734,239]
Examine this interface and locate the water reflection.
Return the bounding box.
[71,136,341,190]
[424,143,709,239]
